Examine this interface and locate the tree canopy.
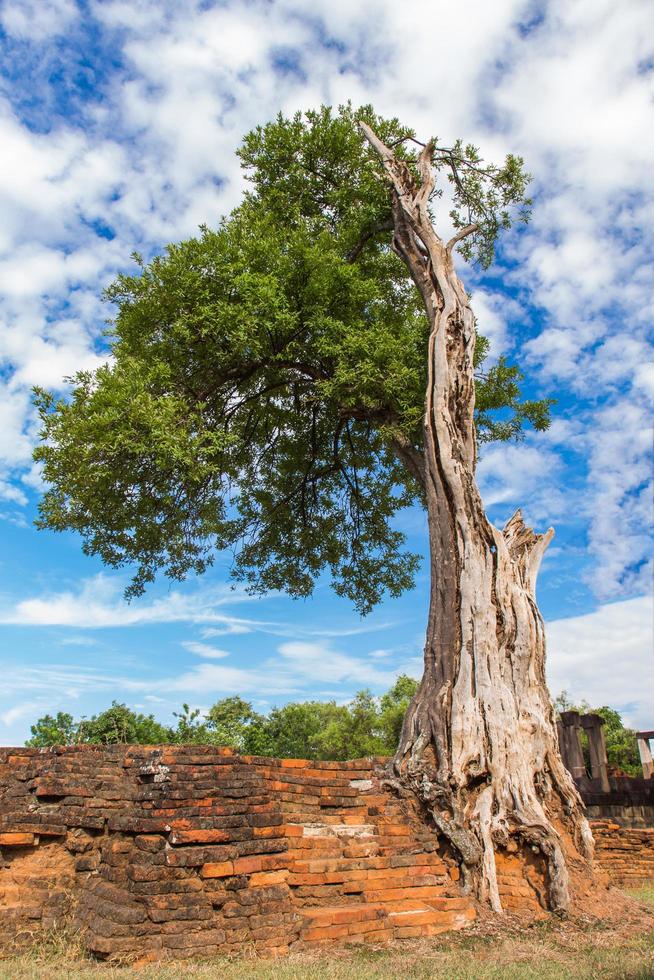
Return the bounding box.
[34,104,549,613]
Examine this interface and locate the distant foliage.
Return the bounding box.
[554,692,642,777]
[25,675,419,760]
[26,702,171,748]
[26,687,641,771]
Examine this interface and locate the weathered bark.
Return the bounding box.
[359,122,594,914]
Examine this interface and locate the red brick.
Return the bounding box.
[249,870,289,887]
[200,861,234,878]
[0,832,35,846]
[169,829,231,845]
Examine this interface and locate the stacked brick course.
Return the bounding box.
[590,821,654,886]
[0,746,650,962]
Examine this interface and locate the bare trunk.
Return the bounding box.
[360,123,593,914]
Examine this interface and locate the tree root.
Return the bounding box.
[388,742,593,916]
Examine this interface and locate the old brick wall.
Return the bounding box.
[590,821,654,886]
[0,745,477,960]
[0,746,650,962]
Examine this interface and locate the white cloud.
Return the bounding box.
[584,399,653,598]
[143,635,419,699]
[0,664,119,699]
[0,478,27,505]
[1,0,77,40]
[277,640,398,687]
[182,640,230,660]
[2,591,649,739]
[0,573,396,639]
[1,699,46,727]
[200,624,253,638]
[0,574,256,629]
[546,594,654,730]
[58,636,100,647]
[477,441,564,525]
[470,290,511,356]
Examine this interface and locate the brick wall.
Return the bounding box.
[0,746,649,962]
[590,821,654,886]
[0,745,477,960]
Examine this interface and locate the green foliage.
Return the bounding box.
[26,682,639,772]
[78,702,173,745]
[245,700,351,759]
[27,702,173,747]
[595,706,643,777]
[475,353,554,444]
[34,104,548,612]
[205,696,266,752]
[439,138,532,269]
[26,711,77,748]
[554,692,642,777]
[24,676,420,758]
[378,674,420,748]
[171,703,215,744]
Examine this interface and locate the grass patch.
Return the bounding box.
[625,884,654,907]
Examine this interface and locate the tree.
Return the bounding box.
[205,696,266,753]
[27,711,77,747]
[26,702,173,746]
[378,674,419,749]
[248,700,349,759]
[33,104,589,913]
[23,679,422,759]
[171,703,214,743]
[595,707,641,777]
[79,701,172,744]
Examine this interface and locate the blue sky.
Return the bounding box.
[0,0,652,744]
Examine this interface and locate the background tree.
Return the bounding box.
[205,696,265,753]
[377,674,419,749]
[27,711,77,747]
[26,702,172,746]
[26,686,640,781]
[33,104,589,913]
[77,701,172,745]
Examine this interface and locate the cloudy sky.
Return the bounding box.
[0,0,652,744]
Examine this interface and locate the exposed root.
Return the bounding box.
[390,731,595,917]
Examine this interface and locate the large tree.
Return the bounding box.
[34,105,592,913]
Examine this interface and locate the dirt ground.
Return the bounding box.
[1,885,652,980]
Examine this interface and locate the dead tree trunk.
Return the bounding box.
[359,122,594,914]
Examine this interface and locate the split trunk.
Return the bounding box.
[360,122,594,914]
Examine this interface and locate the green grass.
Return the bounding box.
[625,884,654,907]
[1,887,653,980]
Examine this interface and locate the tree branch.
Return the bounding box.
[358,120,395,162]
[446,223,479,253]
[415,140,436,217]
[345,219,394,263]
[390,432,425,493]
[274,360,328,381]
